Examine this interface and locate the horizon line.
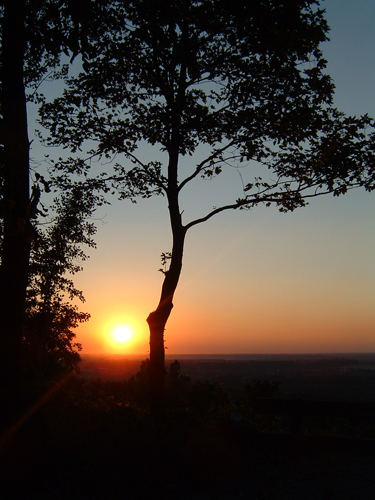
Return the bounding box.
[80,351,375,357]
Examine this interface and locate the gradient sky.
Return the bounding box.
[31,1,375,355]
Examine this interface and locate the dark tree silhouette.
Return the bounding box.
[0,0,102,412]
[40,0,375,394]
[24,185,97,382]
[1,0,30,382]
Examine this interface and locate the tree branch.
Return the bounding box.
[124,151,168,193]
[178,140,235,191]
[184,180,359,231]
[184,198,263,230]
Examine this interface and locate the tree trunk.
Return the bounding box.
[147,227,186,396]
[147,302,172,395]
[0,0,30,412]
[146,62,187,400]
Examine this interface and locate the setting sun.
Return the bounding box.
[112,325,133,343]
[88,313,148,353]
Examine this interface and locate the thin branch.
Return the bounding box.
[184,198,266,230]
[111,150,168,193]
[124,150,148,169]
[184,181,358,231]
[178,140,235,191]
[219,155,244,168]
[29,69,54,99]
[101,152,119,166]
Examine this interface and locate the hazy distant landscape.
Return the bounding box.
[80,352,375,402]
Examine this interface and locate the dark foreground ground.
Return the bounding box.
[2,354,375,499]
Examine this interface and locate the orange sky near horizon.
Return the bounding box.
[75,187,374,355]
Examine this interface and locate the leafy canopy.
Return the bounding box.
[0,0,103,377]
[40,0,375,227]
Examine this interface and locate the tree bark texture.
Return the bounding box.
[0,0,30,403]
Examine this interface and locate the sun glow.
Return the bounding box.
[84,311,148,354]
[112,325,133,343]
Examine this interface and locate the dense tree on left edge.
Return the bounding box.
[0,0,103,412]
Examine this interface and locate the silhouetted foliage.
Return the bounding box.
[39,0,375,391]
[0,1,104,404]
[23,185,97,381]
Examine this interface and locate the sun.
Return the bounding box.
[103,316,145,353]
[112,325,133,343]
